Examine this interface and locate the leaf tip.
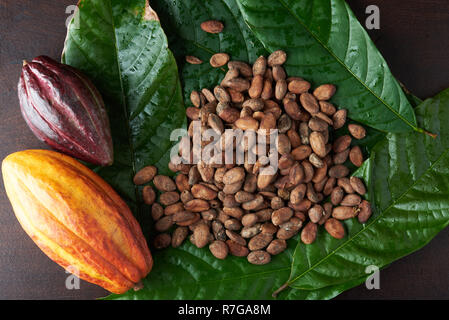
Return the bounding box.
[144,0,159,22]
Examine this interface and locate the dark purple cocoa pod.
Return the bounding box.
[18,56,113,166]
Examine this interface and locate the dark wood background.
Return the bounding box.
[1,0,448,300]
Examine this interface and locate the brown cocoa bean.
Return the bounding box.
[142,186,156,205]
[184,199,210,212]
[308,204,324,223]
[242,194,264,211]
[266,239,287,255]
[201,209,217,221]
[292,145,312,161]
[191,184,218,200]
[151,203,164,221]
[275,79,287,100]
[349,146,364,167]
[301,222,318,244]
[324,218,345,239]
[164,202,185,216]
[247,250,271,265]
[226,240,249,257]
[210,53,230,67]
[212,220,227,241]
[309,117,328,132]
[313,84,336,100]
[228,61,253,77]
[209,240,228,259]
[332,109,347,129]
[333,148,350,164]
[171,227,189,248]
[357,200,372,223]
[180,190,194,204]
[267,50,287,66]
[226,230,246,246]
[155,215,173,232]
[235,116,259,131]
[208,113,224,134]
[255,209,273,222]
[284,100,302,120]
[200,20,224,33]
[159,191,180,206]
[241,224,261,238]
[153,233,171,249]
[153,175,177,192]
[340,194,362,206]
[253,56,267,76]
[309,131,327,158]
[350,176,367,195]
[248,233,273,251]
[186,106,200,120]
[323,177,336,196]
[348,124,366,140]
[290,183,307,205]
[261,222,278,234]
[175,174,190,192]
[328,165,350,178]
[223,78,250,92]
[333,135,352,153]
[319,101,336,115]
[330,186,344,206]
[186,56,203,65]
[241,213,259,227]
[332,206,358,220]
[223,206,244,219]
[288,79,311,94]
[133,165,157,185]
[319,202,333,225]
[272,207,293,226]
[249,75,264,98]
[223,181,243,194]
[300,93,319,114]
[337,177,355,193]
[193,223,211,248]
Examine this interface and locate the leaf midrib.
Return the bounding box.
[286,140,449,290]
[106,1,139,202]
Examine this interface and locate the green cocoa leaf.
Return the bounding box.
[236,0,419,133]
[284,88,449,293]
[61,0,186,213]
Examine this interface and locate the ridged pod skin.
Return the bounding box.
[2,150,152,294]
[18,56,113,166]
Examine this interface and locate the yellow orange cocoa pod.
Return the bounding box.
[2,150,153,294]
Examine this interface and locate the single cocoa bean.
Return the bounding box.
[153,175,177,192]
[266,239,287,255]
[171,227,189,248]
[133,165,157,185]
[332,206,358,220]
[313,84,336,100]
[357,200,372,223]
[301,222,318,244]
[209,240,228,259]
[324,218,345,239]
[142,186,156,205]
[200,20,224,33]
[210,53,230,68]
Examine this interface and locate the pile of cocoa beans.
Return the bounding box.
[133,50,372,265]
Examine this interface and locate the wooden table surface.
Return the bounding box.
[1,0,448,300]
